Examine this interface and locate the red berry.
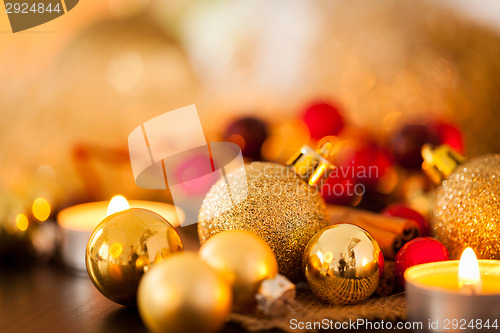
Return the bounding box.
[302,102,344,140]
[382,204,430,237]
[395,237,449,287]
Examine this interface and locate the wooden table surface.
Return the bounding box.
[0,261,279,333]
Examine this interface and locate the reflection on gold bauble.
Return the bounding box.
[137,252,232,333]
[432,154,500,259]
[199,230,278,311]
[86,208,183,305]
[198,162,327,282]
[303,224,382,305]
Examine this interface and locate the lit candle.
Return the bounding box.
[458,247,482,294]
[57,196,183,272]
[405,247,500,333]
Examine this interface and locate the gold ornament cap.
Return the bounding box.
[287,140,335,187]
[421,144,465,184]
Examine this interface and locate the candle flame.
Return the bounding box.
[458,247,481,289]
[107,195,130,216]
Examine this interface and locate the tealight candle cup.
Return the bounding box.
[405,260,500,333]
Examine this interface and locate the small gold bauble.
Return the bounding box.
[198,162,327,282]
[303,224,382,305]
[86,208,183,306]
[432,154,500,259]
[199,230,278,312]
[137,252,232,333]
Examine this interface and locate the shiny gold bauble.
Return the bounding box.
[198,162,327,282]
[432,154,500,259]
[199,230,278,311]
[86,208,183,306]
[137,252,232,333]
[303,224,382,305]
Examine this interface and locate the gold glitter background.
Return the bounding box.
[432,154,500,259]
[198,162,326,282]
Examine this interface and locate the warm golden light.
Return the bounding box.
[110,243,123,258]
[107,195,130,216]
[458,247,482,292]
[362,257,368,266]
[16,213,29,231]
[32,197,51,222]
[323,252,333,264]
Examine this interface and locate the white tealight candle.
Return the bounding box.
[405,248,500,333]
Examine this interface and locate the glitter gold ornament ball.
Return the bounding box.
[432,154,500,259]
[198,162,327,282]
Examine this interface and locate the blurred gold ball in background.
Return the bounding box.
[199,230,278,312]
[137,252,232,333]
[86,208,183,305]
[303,224,382,305]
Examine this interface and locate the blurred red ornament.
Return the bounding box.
[431,120,464,154]
[225,116,269,160]
[320,172,358,206]
[395,237,449,287]
[348,143,393,188]
[382,203,430,237]
[390,124,440,169]
[302,102,344,140]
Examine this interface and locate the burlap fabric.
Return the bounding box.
[230,286,406,333]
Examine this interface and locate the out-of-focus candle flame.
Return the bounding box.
[16,213,29,231]
[458,247,482,293]
[32,197,51,222]
[107,195,130,216]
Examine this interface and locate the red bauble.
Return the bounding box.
[302,102,344,140]
[382,204,430,237]
[395,237,449,287]
[320,172,358,206]
[224,116,269,160]
[390,124,440,169]
[431,120,465,154]
[347,143,393,188]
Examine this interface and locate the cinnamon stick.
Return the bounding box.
[376,261,396,297]
[326,205,419,259]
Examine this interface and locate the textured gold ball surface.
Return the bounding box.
[86,208,183,305]
[199,230,278,312]
[137,252,232,333]
[198,162,327,282]
[432,154,500,259]
[303,224,381,305]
